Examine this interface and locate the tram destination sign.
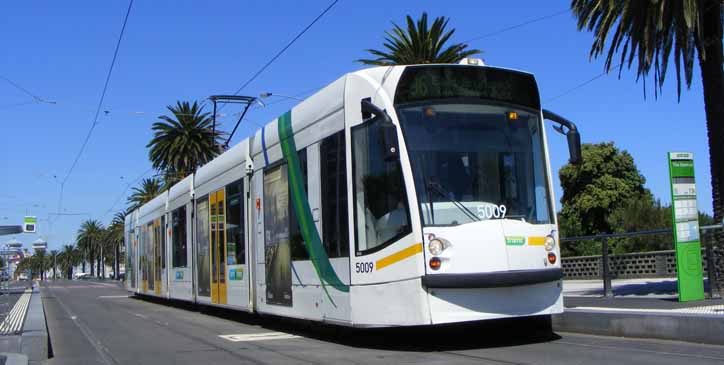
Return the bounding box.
[395,65,541,109]
[667,152,705,302]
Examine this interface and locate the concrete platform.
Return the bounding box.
[555,296,724,345]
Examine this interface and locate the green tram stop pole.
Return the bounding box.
[667,152,706,302]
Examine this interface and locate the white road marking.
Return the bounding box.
[133,313,148,319]
[219,332,300,342]
[97,295,129,299]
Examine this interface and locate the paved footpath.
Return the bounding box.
[0,281,33,323]
[41,280,724,365]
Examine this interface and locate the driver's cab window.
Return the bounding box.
[352,116,411,254]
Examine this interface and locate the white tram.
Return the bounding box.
[125,60,582,327]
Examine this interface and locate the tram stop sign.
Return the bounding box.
[667,152,705,302]
[23,216,37,233]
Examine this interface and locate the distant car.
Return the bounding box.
[18,273,29,280]
[118,273,125,281]
[74,272,89,280]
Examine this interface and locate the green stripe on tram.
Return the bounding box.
[278,111,350,299]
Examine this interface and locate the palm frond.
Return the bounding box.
[357,12,481,65]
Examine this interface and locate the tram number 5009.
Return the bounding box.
[355,262,374,273]
[477,204,507,219]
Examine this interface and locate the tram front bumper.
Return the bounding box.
[425,277,563,325]
[422,268,563,288]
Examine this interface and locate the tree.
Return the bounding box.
[108,211,126,280]
[559,142,652,255]
[571,0,724,272]
[357,12,481,66]
[147,101,224,186]
[58,244,77,279]
[50,249,59,280]
[15,257,32,279]
[33,250,47,280]
[127,178,164,211]
[77,219,104,277]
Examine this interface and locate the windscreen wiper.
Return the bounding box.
[426,180,480,223]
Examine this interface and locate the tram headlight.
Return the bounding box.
[544,235,556,252]
[428,238,445,256]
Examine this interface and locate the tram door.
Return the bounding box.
[210,189,228,304]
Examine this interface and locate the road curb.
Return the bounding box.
[20,285,47,364]
[553,308,724,345]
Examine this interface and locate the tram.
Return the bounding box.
[125,59,582,327]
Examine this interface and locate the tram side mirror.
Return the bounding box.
[543,109,582,165]
[567,129,582,165]
[361,98,399,162]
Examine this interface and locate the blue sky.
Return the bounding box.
[0,0,714,250]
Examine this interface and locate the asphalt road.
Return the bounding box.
[40,280,724,365]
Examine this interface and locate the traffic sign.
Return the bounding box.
[23,216,36,233]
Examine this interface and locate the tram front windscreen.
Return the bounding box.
[394,66,553,227]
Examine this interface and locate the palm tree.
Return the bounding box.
[15,257,32,279]
[109,211,126,280]
[50,249,59,280]
[147,101,225,185]
[358,12,481,66]
[127,177,164,211]
[59,244,77,279]
[77,219,104,277]
[33,250,47,280]
[571,0,724,285]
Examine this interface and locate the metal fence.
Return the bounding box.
[560,224,722,297]
[562,248,708,279]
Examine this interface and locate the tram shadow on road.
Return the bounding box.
[132,294,559,351]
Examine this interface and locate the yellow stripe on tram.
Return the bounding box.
[528,236,546,246]
[376,243,423,270]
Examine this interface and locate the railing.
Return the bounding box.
[560,224,722,298]
[562,248,708,280]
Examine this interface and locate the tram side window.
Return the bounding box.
[289,149,309,261]
[352,117,411,254]
[320,131,349,258]
[225,179,245,265]
[171,206,187,268]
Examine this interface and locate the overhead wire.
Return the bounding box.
[220,0,340,112]
[0,75,54,103]
[545,64,624,103]
[55,0,135,220]
[463,9,569,43]
[102,167,154,220]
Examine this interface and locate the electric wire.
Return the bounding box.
[463,9,569,43]
[102,167,154,220]
[55,0,135,220]
[223,0,340,104]
[545,64,624,103]
[0,75,49,102]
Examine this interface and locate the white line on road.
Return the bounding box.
[98,295,130,299]
[133,313,148,319]
[219,332,300,342]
